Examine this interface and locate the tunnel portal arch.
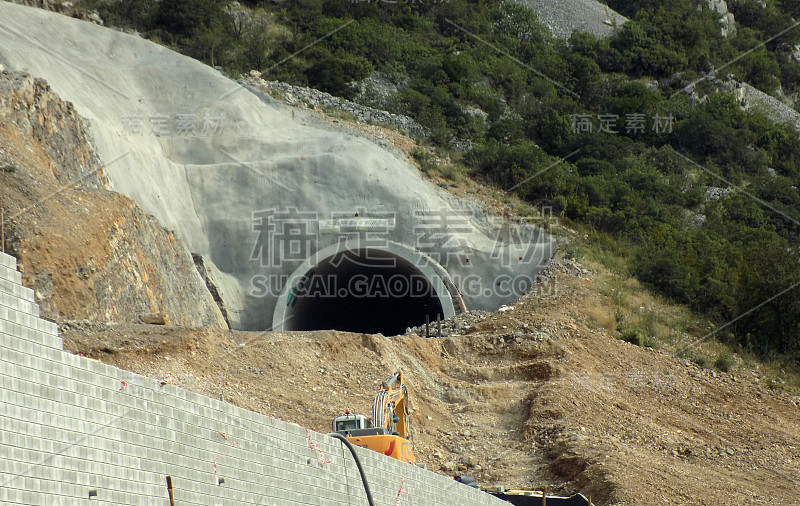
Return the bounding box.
[272,242,456,335]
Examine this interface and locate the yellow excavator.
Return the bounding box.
[332,370,416,464]
[330,371,591,506]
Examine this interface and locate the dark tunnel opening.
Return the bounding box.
[281,249,445,336]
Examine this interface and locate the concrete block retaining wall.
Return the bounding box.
[0,251,504,505]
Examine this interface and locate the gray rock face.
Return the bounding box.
[513,0,627,39]
[0,71,106,189]
[707,0,736,37]
[720,80,800,131]
[355,71,401,110]
[516,0,734,39]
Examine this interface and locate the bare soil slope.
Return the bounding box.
[63,260,800,505]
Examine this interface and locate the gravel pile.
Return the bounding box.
[539,256,592,279]
[403,256,584,338]
[404,310,491,338]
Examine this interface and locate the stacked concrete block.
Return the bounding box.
[0,250,505,505]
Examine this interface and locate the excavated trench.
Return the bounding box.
[274,247,455,335]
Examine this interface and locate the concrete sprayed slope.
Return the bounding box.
[0,251,505,505]
[0,2,554,331]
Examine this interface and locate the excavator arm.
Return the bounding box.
[371,371,410,438]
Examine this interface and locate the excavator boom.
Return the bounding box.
[372,370,409,438]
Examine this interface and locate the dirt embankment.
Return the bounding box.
[0,71,225,327]
[63,260,800,505]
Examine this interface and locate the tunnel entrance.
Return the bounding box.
[274,245,455,335]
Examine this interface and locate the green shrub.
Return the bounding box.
[619,328,657,349]
[714,351,735,372]
[620,328,645,346]
[410,148,437,175]
[439,163,465,182]
[677,347,707,368]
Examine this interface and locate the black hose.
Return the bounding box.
[327,432,376,506]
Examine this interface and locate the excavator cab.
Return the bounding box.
[332,412,368,432]
[332,412,389,437]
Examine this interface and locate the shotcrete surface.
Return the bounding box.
[0,2,554,330]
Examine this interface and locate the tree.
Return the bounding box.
[240,10,291,72]
[97,0,157,32]
[157,0,233,64]
[304,51,373,99]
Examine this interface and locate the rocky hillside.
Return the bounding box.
[722,79,800,130]
[0,71,226,327]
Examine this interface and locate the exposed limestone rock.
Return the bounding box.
[707,0,737,38]
[514,0,627,39]
[719,79,800,131]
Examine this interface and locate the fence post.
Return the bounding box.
[166,476,175,506]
